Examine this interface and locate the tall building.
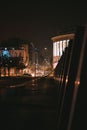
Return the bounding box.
[51,33,75,68]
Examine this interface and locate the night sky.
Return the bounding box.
[0,1,87,57]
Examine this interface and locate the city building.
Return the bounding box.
[51,33,75,68]
[0,38,30,76]
[0,39,48,77]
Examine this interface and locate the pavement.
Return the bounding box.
[0,77,59,130]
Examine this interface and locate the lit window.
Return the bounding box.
[60,41,62,56]
[53,42,57,56]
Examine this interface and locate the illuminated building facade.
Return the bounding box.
[0,39,30,76]
[51,33,75,68]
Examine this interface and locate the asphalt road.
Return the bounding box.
[0,77,58,130]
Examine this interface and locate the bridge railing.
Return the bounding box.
[54,25,87,130]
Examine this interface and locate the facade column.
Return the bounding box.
[53,42,56,57]
[59,41,60,56]
[56,41,59,56]
[62,40,63,55]
[67,39,69,47]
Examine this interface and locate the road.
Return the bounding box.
[0,77,58,130]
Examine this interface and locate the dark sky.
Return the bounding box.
[0,1,87,56]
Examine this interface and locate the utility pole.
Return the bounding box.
[30,42,39,77]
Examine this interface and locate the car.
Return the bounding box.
[23,73,32,77]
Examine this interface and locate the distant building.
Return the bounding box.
[51,33,75,68]
[0,38,31,76]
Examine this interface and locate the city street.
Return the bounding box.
[0,77,58,130]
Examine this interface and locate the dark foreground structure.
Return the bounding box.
[54,25,87,130]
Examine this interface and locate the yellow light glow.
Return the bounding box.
[66,78,68,84]
[75,80,80,87]
[32,73,35,77]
